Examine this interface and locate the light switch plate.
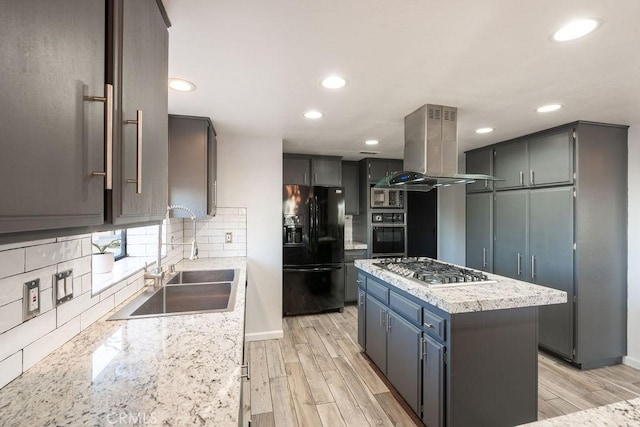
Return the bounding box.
[54,269,73,306]
[23,279,40,321]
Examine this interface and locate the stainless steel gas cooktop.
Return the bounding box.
[373,257,496,287]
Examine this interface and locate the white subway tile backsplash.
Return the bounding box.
[57,256,91,278]
[0,351,22,389]
[57,234,91,242]
[39,287,53,314]
[0,248,25,280]
[81,274,92,294]
[0,266,57,307]
[81,295,114,331]
[0,300,23,334]
[99,279,127,301]
[25,240,82,271]
[114,281,139,307]
[23,316,81,371]
[0,310,56,362]
[56,291,92,327]
[0,238,56,252]
[81,237,92,257]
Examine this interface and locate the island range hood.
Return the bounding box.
[375,104,501,191]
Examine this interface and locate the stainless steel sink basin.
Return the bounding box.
[166,269,235,284]
[109,268,238,320]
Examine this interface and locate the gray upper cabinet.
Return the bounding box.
[341,161,360,215]
[465,148,494,192]
[109,0,169,225]
[528,129,573,187]
[494,141,528,189]
[0,0,106,234]
[465,193,493,272]
[168,116,218,218]
[311,156,342,186]
[283,154,342,186]
[283,156,311,185]
[366,159,404,182]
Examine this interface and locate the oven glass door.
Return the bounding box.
[372,226,405,254]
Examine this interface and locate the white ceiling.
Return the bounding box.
[164,0,640,161]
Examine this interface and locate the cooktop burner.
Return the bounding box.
[373,257,495,287]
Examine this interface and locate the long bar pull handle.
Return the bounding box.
[214,180,218,208]
[303,172,307,184]
[519,170,524,186]
[517,253,522,276]
[241,362,251,380]
[379,308,385,326]
[482,248,487,268]
[530,169,535,185]
[531,255,536,280]
[88,84,113,189]
[358,292,364,305]
[314,173,318,184]
[387,312,392,332]
[421,337,426,360]
[125,110,143,193]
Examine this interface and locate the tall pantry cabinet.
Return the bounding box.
[466,122,627,369]
[0,0,169,240]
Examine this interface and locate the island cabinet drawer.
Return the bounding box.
[389,291,421,325]
[423,308,446,341]
[357,272,366,290]
[366,277,389,304]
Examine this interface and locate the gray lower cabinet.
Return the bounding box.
[386,312,421,413]
[422,335,444,427]
[357,286,366,349]
[0,0,106,234]
[494,190,529,280]
[465,192,493,272]
[345,249,367,302]
[365,294,387,371]
[168,115,218,218]
[530,187,574,358]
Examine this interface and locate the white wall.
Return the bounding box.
[216,135,283,341]
[437,183,466,265]
[625,124,640,369]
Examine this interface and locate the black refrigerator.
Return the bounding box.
[283,185,345,316]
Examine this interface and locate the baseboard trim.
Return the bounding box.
[245,330,284,342]
[623,355,640,369]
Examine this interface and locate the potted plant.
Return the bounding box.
[92,239,121,274]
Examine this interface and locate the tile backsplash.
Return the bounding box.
[345,215,353,242]
[0,208,246,390]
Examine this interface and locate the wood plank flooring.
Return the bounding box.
[247,306,640,426]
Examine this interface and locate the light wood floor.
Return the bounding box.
[245,306,640,426]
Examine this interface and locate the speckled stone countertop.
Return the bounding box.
[0,257,246,426]
[355,258,566,314]
[521,397,640,426]
[345,241,367,250]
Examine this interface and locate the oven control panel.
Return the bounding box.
[372,212,405,224]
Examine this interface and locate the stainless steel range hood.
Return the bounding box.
[375,104,501,191]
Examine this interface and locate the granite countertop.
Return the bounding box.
[355,258,566,314]
[345,241,367,250]
[0,257,247,426]
[521,397,640,426]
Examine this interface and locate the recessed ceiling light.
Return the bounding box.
[475,127,494,134]
[552,18,602,42]
[321,75,348,89]
[304,110,323,119]
[365,139,379,145]
[537,104,563,113]
[168,78,196,92]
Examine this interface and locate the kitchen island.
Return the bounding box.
[355,258,567,427]
[0,257,247,426]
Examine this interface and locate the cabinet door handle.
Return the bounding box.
[387,313,392,332]
[303,172,307,184]
[421,337,427,360]
[358,293,364,305]
[314,173,318,184]
[530,169,535,185]
[482,248,487,267]
[379,308,385,326]
[517,253,522,276]
[424,323,434,329]
[519,170,524,186]
[531,255,536,279]
[125,109,143,193]
[88,84,113,190]
[241,363,251,380]
[214,180,218,208]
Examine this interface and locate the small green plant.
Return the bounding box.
[92,239,121,254]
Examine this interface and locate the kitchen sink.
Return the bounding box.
[109,268,238,320]
[165,269,235,284]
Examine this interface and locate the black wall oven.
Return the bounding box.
[371,226,406,256]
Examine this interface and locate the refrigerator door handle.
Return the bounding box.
[283,266,343,273]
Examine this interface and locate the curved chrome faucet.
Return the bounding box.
[144,205,199,288]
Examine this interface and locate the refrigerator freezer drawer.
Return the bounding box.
[283,265,345,316]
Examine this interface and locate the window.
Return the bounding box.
[92,229,127,260]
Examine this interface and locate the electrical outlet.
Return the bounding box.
[225,232,233,243]
[54,269,73,306]
[23,279,40,321]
